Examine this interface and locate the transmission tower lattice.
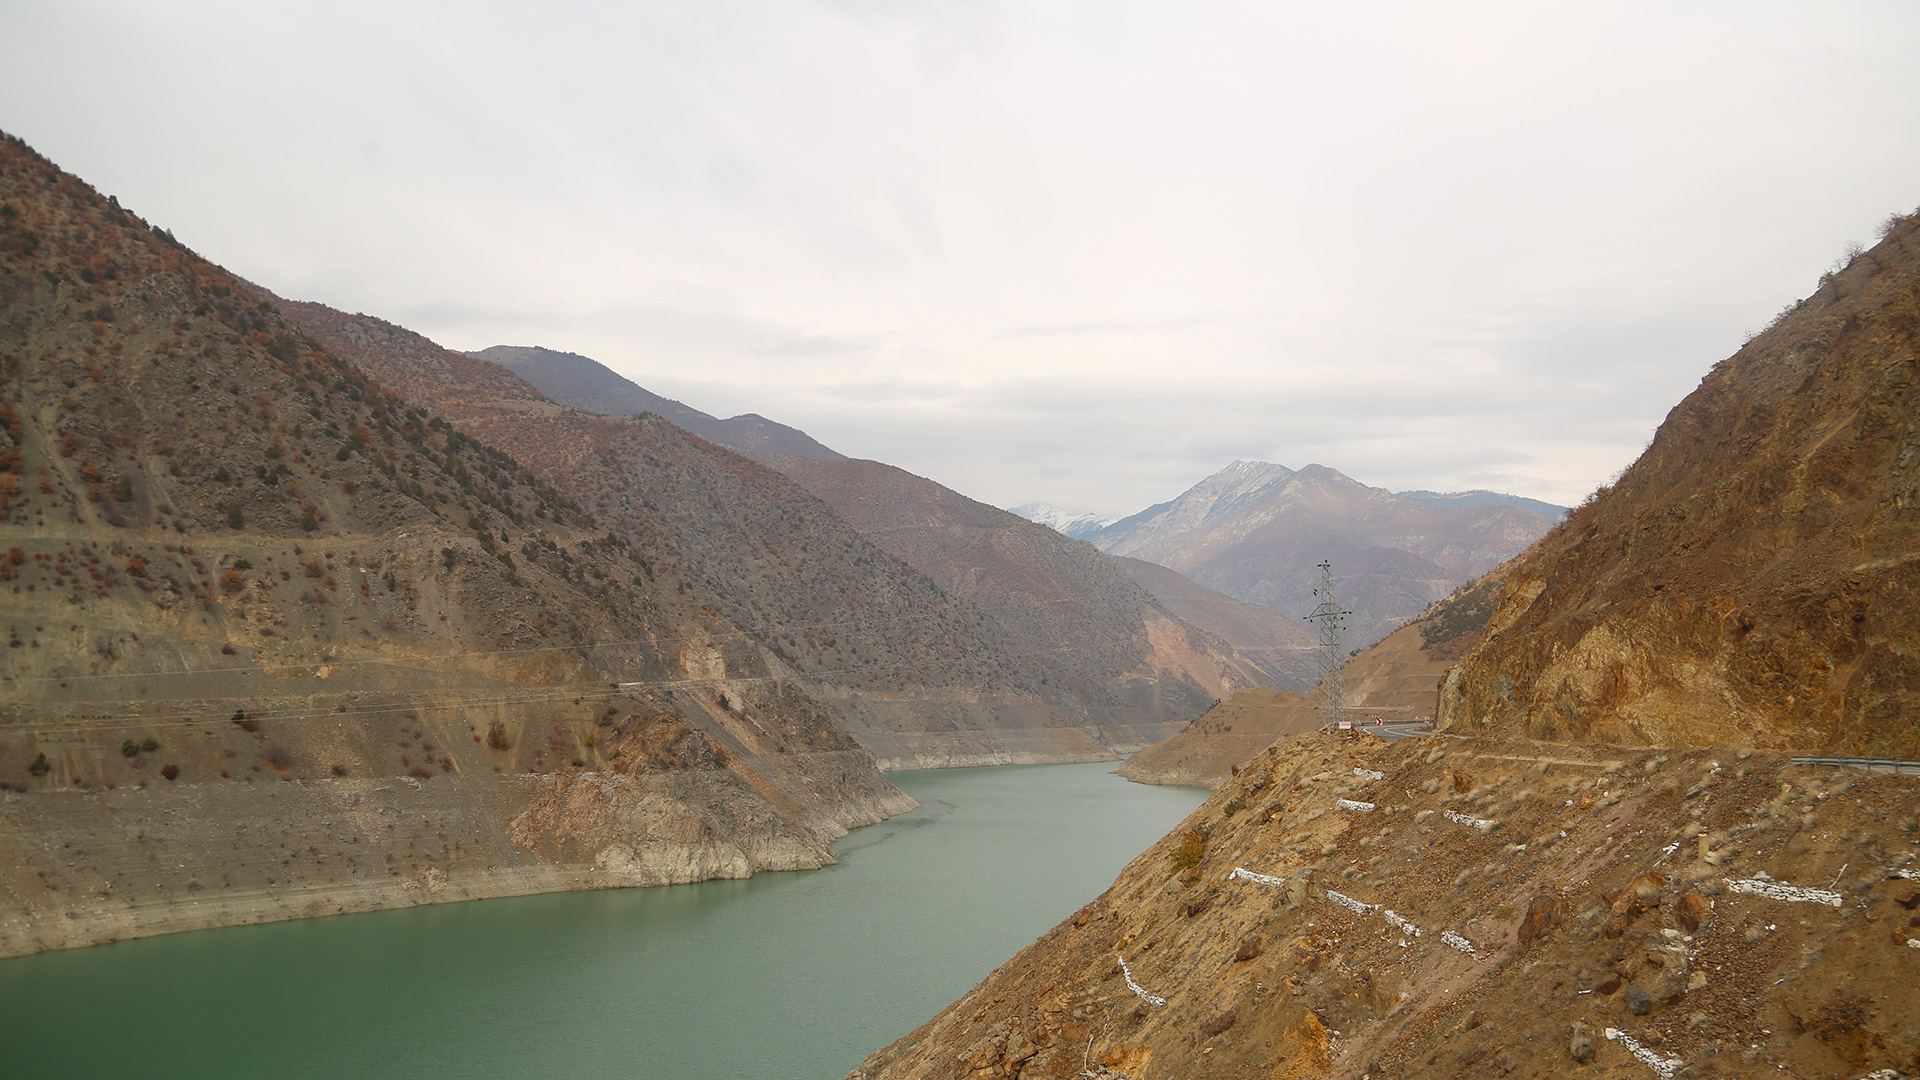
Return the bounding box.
[1304,560,1351,725]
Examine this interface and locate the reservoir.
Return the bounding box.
[0,762,1206,1079]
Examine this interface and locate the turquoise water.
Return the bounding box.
[0,762,1205,1079]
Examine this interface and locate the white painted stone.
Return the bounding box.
[1723,877,1843,907]
[1119,956,1166,1007]
[1603,1028,1685,1079]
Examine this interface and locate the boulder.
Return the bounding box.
[1678,891,1710,932]
[1624,984,1654,1015]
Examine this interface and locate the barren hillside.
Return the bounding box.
[853,731,1920,1080]
[264,297,1197,768]
[1440,212,1920,758]
[762,454,1298,708]
[0,133,912,955]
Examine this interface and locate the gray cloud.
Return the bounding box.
[5,0,1917,521]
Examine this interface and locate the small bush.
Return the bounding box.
[160,764,180,781]
[27,752,49,776]
[1169,829,1208,873]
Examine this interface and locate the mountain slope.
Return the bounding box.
[474,344,847,461]
[1117,564,1518,788]
[1110,556,1318,689]
[1094,462,1558,647]
[1439,211,1920,757]
[265,300,1204,768]
[852,731,1920,1080]
[1008,502,1116,540]
[1397,488,1568,519]
[756,453,1297,714]
[0,133,911,956]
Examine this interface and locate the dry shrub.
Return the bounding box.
[1168,829,1207,873]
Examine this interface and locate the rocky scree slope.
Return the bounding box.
[0,134,911,956]
[853,730,1920,1080]
[264,298,1194,769]
[1439,212,1920,758]
[1093,463,1557,650]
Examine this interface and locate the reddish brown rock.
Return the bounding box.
[1678,892,1711,931]
[1517,893,1564,945]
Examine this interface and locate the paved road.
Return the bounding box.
[1365,723,1432,741]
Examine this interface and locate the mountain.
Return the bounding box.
[1007,502,1115,539]
[1092,461,1558,648]
[1397,488,1568,519]
[753,453,1306,711]
[1089,458,1295,551]
[263,299,1228,770]
[850,210,1920,1080]
[473,344,847,462]
[1115,566,1512,787]
[0,133,912,956]
[1108,556,1318,688]
[1440,209,1920,757]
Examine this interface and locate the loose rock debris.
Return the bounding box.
[1353,767,1384,781]
[1443,810,1496,829]
[1334,798,1375,812]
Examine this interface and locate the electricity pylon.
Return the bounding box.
[1304,560,1351,725]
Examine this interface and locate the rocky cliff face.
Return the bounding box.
[0,133,914,956]
[1439,212,1920,758]
[1093,463,1557,648]
[852,730,1920,1080]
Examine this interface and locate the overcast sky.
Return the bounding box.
[6,2,1918,516]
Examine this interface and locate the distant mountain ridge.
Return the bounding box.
[1007,502,1115,539]
[1397,488,1568,519]
[1090,460,1558,647]
[471,344,846,462]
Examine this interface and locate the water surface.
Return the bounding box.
[0,762,1205,1079]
